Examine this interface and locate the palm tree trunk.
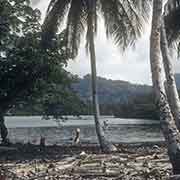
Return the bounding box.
[150,0,180,174]
[0,109,8,144]
[88,14,116,153]
[160,17,180,131]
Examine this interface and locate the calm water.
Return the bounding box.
[4,116,164,145]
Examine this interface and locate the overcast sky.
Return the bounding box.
[31,0,180,85]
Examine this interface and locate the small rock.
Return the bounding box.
[79,151,87,159]
[152,145,160,152]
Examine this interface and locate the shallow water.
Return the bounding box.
[4,116,164,144]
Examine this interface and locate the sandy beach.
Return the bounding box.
[0,142,171,180]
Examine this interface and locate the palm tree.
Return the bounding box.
[161,0,180,131]
[150,0,180,174]
[160,15,180,131]
[0,109,8,144]
[42,0,151,152]
[159,1,180,131]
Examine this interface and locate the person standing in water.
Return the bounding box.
[103,120,108,130]
[73,128,80,144]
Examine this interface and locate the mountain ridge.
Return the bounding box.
[73,74,152,104]
[73,74,180,105]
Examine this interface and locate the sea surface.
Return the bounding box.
[4,116,164,145]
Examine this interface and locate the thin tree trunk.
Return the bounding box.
[0,109,8,144]
[88,11,116,153]
[150,0,180,174]
[160,17,180,130]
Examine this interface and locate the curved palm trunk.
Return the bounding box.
[150,0,180,174]
[88,15,116,153]
[160,18,180,131]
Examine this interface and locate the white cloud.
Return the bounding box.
[30,0,40,6]
[67,23,152,85]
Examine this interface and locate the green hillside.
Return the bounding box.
[11,74,180,120]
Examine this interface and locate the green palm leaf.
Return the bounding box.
[164,1,180,45]
[42,0,151,52]
[65,0,86,57]
[41,0,70,47]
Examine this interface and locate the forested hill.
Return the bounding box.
[73,74,180,104]
[72,74,152,104]
[71,74,180,119]
[12,74,180,119]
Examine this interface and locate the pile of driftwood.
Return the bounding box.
[0,144,173,180]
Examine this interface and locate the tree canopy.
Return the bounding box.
[0,0,85,118]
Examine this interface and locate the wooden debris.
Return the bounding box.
[0,143,173,180]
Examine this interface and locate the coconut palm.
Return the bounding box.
[42,0,151,152]
[150,0,180,174]
[159,1,180,131]
[160,16,180,131]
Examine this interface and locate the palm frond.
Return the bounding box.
[99,0,127,48]
[64,0,86,57]
[129,0,152,21]
[99,0,151,50]
[41,0,70,48]
[164,5,180,45]
[43,0,151,52]
[46,0,58,13]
